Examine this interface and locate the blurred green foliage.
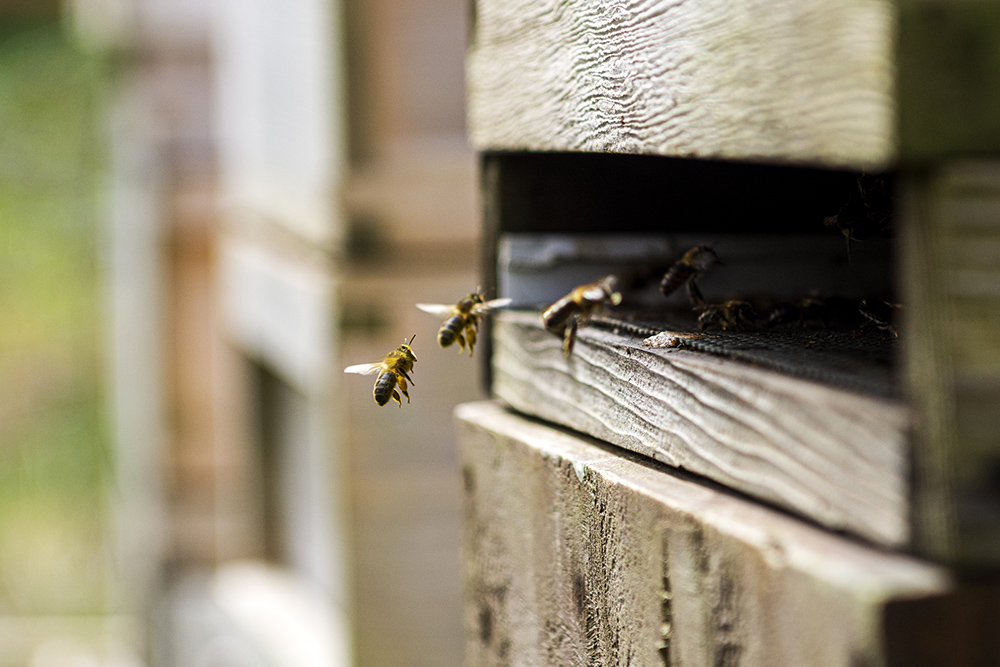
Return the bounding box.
[0,22,110,614]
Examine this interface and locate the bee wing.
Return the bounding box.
[415,303,455,316]
[471,297,512,315]
[344,362,384,375]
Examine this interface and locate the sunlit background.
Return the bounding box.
[0,0,479,665]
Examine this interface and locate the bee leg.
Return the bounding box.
[686,280,706,307]
[392,388,403,407]
[402,371,414,386]
[562,316,578,357]
[467,327,477,357]
[455,331,467,354]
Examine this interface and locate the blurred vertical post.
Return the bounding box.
[75,0,353,663]
[76,0,483,663]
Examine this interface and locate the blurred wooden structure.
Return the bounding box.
[460,0,1000,664]
[91,0,478,665]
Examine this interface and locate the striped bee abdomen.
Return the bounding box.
[438,314,465,347]
[659,264,693,297]
[373,371,397,406]
[542,297,575,333]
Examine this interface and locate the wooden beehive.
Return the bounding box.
[459,0,1000,664]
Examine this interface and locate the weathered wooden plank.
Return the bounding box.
[901,161,1000,567]
[467,0,896,169]
[457,401,969,667]
[492,310,909,548]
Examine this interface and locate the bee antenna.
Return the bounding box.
[407,333,416,345]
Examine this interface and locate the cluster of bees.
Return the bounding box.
[547,242,900,348]
[346,174,898,406]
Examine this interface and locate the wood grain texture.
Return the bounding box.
[457,401,954,667]
[492,310,909,548]
[467,0,896,169]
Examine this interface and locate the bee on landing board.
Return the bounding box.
[854,299,901,338]
[542,275,622,357]
[416,293,512,356]
[344,335,418,407]
[660,244,720,306]
[697,300,756,331]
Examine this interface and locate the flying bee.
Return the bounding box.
[697,300,756,331]
[660,244,720,306]
[543,275,622,357]
[344,335,418,407]
[416,293,512,356]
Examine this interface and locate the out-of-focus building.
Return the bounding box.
[73,0,479,664]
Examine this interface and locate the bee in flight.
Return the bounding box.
[416,292,511,356]
[660,244,720,306]
[344,335,418,407]
[543,275,622,357]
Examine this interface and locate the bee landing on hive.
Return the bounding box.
[659,244,721,306]
[344,334,418,407]
[542,275,623,357]
[416,292,511,356]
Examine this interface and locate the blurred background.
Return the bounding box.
[0,0,479,665]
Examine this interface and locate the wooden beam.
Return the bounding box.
[456,401,981,667]
[491,310,909,548]
[901,161,1000,566]
[897,0,1000,163]
[467,0,895,169]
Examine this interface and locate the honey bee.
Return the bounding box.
[854,299,901,338]
[542,275,622,357]
[660,244,720,306]
[697,300,756,331]
[765,294,859,330]
[824,173,894,263]
[416,293,511,356]
[765,296,831,329]
[344,335,418,407]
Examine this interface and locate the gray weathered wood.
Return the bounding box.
[492,310,909,548]
[457,401,960,667]
[467,0,895,169]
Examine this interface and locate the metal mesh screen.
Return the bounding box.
[589,311,897,398]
